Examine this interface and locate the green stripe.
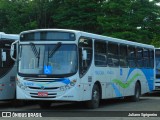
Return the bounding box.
[112,73,141,88]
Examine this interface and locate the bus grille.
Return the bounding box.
[28,86,59,90]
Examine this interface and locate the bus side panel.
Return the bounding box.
[108,67,121,98]
[118,68,133,97]
[109,68,154,98]
[141,68,154,93]
[80,68,93,101]
[94,67,113,99]
[0,66,16,100]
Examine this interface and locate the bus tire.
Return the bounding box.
[86,84,100,109]
[131,82,141,102]
[39,101,52,109]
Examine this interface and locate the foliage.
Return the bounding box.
[98,0,160,44]
[0,0,160,45]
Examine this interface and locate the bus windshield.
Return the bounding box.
[156,50,160,78]
[18,44,78,76]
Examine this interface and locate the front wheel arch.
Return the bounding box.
[85,82,101,109]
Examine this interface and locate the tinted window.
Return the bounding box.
[136,47,143,68]
[143,49,150,68]
[128,46,136,68]
[0,40,16,78]
[150,50,154,68]
[108,42,119,67]
[94,40,107,66]
[119,45,128,67]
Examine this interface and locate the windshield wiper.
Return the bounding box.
[49,42,61,58]
[46,42,61,67]
[30,42,40,67]
[30,42,39,57]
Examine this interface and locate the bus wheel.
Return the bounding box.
[86,84,100,109]
[39,101,52,109]
[131,82,141,102]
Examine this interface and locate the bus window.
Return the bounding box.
[136,47,143,68]
[94,40,107,66]
[108,42,119,67]
[0,40,15,78]
[150,50,154,68]
[143,49,149,68]
[119,44,128,67]
[79,37,93,77]
[128,46,136,68]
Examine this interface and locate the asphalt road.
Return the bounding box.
[0,91,160,120]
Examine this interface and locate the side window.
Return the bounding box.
[119,45,128,67]
[79,37,93,77]
[128,46,136,68]
[0,40,15,78]
[136,47,143,68]
[108,42,119,67]
[94,40,107,66]
[0,41,15,68]
[143,49,149,68]
[149,50,154,68]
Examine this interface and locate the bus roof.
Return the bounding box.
[0,32,19,40]
[20,29,154,49]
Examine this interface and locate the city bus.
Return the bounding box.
[155,48,160,90]
[11,29,155,108]
[0,32,18,100]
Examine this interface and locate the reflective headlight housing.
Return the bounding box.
[16,78,28,90]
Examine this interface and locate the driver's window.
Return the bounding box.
[78,37,92,78]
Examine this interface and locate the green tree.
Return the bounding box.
[0,0,160,46]
[98,0,160,44]
[0,0,59,33]
[52,0,104,33]
[0,0,38,33]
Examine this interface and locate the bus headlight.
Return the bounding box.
[17,80,27,90]
[70,79,76,86]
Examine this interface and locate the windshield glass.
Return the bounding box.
[19,44,78,76]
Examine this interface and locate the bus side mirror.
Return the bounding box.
[10,40,19,61]
[10,45,14,58]
[2,51,6,61]
[82,50,87,60]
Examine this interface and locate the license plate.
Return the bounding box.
[38,92,48,97]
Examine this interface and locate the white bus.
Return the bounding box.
[0,32,18,100]
[11,29,155,108]
[155,48,160,90]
